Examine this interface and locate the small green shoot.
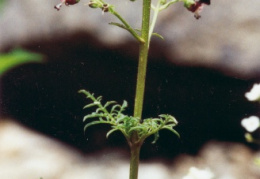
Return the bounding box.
[79,89,179,146]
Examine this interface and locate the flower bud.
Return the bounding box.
[88,0,101,8]
[102,4,109,13]
[65,0,80,5]
[184,0,210,19]
[54,0,80,11]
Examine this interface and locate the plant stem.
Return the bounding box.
[149,0,161,44]
[130,1,151,179]
[129,144,141,179]
[134,0,151,120]
[111,10,145,43]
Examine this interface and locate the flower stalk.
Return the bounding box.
[134,0,151,120]
[129,144,141,179]
[109,9,145,43]
[149,0,161,44]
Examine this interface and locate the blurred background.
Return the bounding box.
[1,0,260,178]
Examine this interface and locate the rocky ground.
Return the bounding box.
[1,119,260,179]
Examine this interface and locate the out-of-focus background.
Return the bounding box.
[1,0,260,178]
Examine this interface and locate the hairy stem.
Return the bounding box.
[130,1,151,179]
[129,144,141,179]
[134,0,151,120]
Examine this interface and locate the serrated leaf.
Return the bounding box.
[96,107,105,113]
[104,101,117,108]
[167,115,178,124]
[106,128,119,138]
[116,115,128,123]
[84,121,109,132]
[122,100,128,108]
[96,96,102,101]
[129,125,144,132]
[151,131,160,144]
[111,104,121,113]
[158,114,167,118]
[83,113,105,122]
[83,103,98,109]
[78,89,90,96]
[162,126,180,138]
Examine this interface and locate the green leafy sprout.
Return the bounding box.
[79,90,179,146]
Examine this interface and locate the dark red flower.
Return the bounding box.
[186,0,210,19]
[54,0,80,11]
[65,0,80,5]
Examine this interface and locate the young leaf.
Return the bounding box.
[151,131,160,144]
[104,101,117,108]
[162,126,180,138]
[84,121,111,132]
[83,103,99,109]
[109,22,127,30]
[106,128,119,138]
[83,113,105,121]
[152,33,164,40]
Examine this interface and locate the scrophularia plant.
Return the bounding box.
[54,0,210,179]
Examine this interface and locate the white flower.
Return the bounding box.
[245,83,260,101]
[241,116,260,132]
[182,167,215,179]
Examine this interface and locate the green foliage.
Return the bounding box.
[79,90,179,145]
[0,48,43,76]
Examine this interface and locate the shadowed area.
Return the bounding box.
[1,32,259,159]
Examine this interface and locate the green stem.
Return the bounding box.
[134,0,151,119]
[130,1,151,178]
[111,10,145,43]
[149,0,161,44]
[129,144,141,179]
